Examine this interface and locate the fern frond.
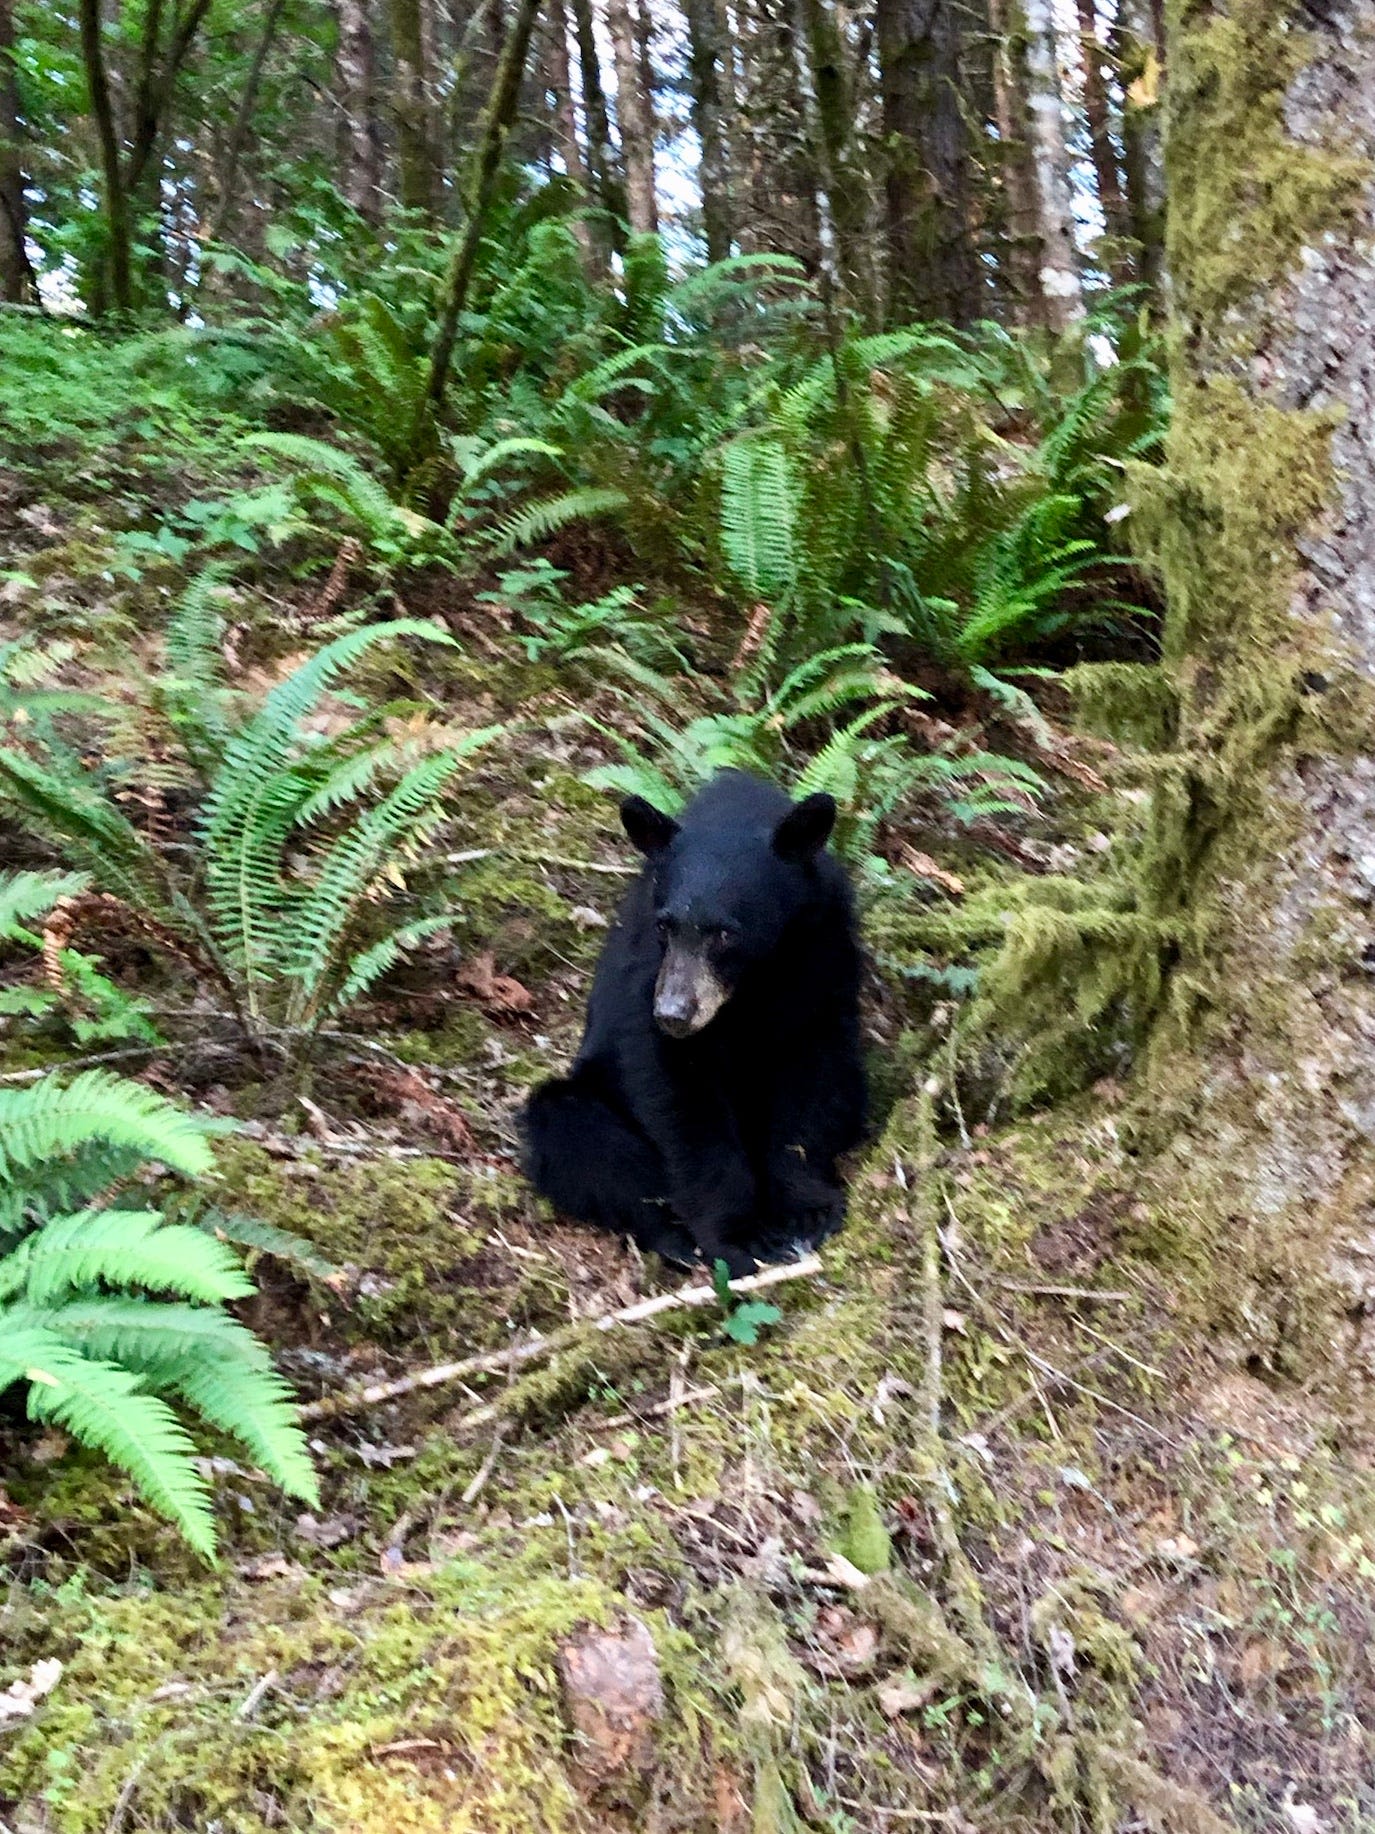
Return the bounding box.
[719,437,797,601]
[321,911,460,1022]
[196,1209,340,1282]
[41,1297,318,1505]
[3,1209,252,1307]
[288,732,500,1007]
[0,869,91,937]
[0,1323,216,1558]
[240,431,403,530]
[0,747,171,917]
[0,1070,217,1188]
[490,488,628,555]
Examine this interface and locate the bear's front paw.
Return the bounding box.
[762,1185,845,1259]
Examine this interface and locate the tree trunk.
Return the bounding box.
[0,0,33,303]
[425,0,542,412]
[1112,0,1163,300]
[987,0,1044,324]
[206,0,289,242]
[1003,0,1375,1391]
[390,0,435,212]
[683,0,733,262]
[1073,0,1131,286]
[800,0,874,318]
[336,0,383,221]
[606,0,656,233]
[544,0,587,192]
[1020,0,1081,328]
[569,0,627,253]
[1137,0,1375,1380]
[78,0,132,313]
[876,0,980,325]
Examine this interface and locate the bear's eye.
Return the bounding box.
[709,925,736,948]
[654,915,673,940]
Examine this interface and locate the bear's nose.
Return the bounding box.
[654,997,696,1037]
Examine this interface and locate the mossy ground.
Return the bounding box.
[8,137,1375,1819]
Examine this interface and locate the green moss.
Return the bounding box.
[1165,0,1366,337]
[972,0,1371,1106]
[1063,662,1178,751]
[0,1557,693,1834]
[213,1142,563,1350]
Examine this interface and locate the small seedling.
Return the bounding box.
[711,1258,783,1346]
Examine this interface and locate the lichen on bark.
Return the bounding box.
[982,0,1375,1389]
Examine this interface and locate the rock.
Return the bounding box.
[558,1616,663,1782]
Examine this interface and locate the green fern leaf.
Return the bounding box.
[0,1070,217,1189]
[0,1323,217,1559]
[490,488,629,555]
[4,1209,252,1307]
[0,869,90,937]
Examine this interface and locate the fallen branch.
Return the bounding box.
[299,1256,822,1422]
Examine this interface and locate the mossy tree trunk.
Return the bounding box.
[1135,0,1375,1382]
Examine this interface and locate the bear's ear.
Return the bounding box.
[621,794,680,856]
[773,792,836,862]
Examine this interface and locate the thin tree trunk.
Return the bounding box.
[606,0,656,233]
[682,0,733,262]
[390,0,435,212]
[544,0,588,191]
[569,0,627,252]
[206,0,289,242]
[800,0,874,319]
[987,0,1044,323]
[425,0,542,412]
[78,0,132,313]
[1112,0,1162,299]
[1073,0,1131,286]
[124,0,213,203]
[0,0,33,303]
[1021,0,1082,328]
[876,0,980,325]
[337,0,383,220]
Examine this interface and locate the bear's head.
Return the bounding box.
[620,784,837,1038]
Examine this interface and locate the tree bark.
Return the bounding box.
[0,0,33,303]
[1147,0,1375,1373]
[987,0,1044,324]
[1042,0,1375,1390]
[78,0,133,312]
[568,0,627,252]
[683,0,733,262]
[876,0,980,325]
[544,0,587,192]
[206,0,289,242]
[390,0,436,212]
[800,0,874,318]
[1073,0,1131,286]
[1112,0,1162,300]
[425,0,542,412]
[336,0,383,221]
[606,0,656,233]
[1020,0,1081,328]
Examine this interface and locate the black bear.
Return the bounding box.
[521,770,867,1276]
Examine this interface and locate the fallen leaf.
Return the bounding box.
[898,845,966,897]
[0,1658,62,1724]
[457,951,535,1016]
[877,1673,936,1718]
[559,1617,664,1781]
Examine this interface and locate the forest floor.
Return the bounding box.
[2,424,1374,1834]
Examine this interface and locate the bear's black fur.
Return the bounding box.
[521,770,867,1275]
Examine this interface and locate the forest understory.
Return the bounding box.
[1,285,1372,1834]
[4,0,1375,1821]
